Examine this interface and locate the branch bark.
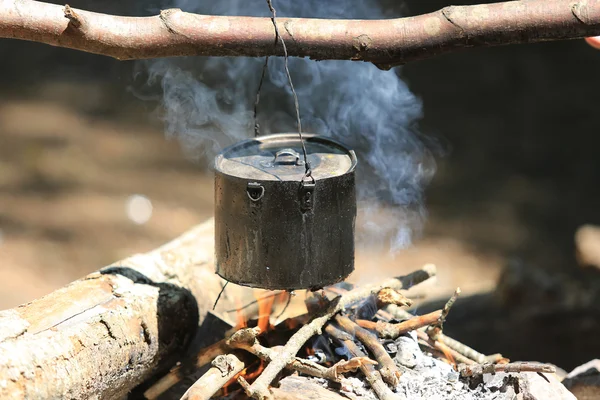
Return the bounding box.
[0,218,244,399]
[0,0,599,68]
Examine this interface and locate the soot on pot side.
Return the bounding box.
[214,133,357,291]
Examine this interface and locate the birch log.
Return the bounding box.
[0,218,241,400]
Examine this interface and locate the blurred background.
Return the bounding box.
[1,0,600,372]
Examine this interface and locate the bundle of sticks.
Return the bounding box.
[144,264,555,400]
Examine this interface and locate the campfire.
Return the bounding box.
[142,264,560,400]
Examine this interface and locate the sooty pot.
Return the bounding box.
[214,133,357,290]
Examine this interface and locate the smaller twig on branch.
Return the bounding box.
[356,309,442,339]
[63,4,83,29]
[179,354,245,400]
[458,362,556,377]
[334,315,402,387]
[325,324,398,400]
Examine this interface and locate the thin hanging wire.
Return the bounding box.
[264,0,313,180]
[254,56,270,137]
[212,281,229,310]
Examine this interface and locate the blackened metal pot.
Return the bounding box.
[214,133,357,291]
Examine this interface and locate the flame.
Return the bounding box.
[221,290,288,394]
[243,360,266,381]
[256,290,275,333]
[234,296,248,330]
[222,360,266,394]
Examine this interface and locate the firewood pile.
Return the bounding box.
[142,264,570,400]
[0,220,584,400]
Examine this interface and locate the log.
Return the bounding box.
[1,0,600,68]
[0,218,244,399]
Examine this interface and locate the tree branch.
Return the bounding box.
[0,0,599,68]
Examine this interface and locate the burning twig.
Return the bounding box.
[458,362,556,377]
[227,327,360,384]
[385,302,504,365]
[376,288,413,309]
[179,354,245,400]
[334,315,402,387]
[356,309,443,339]
[329,357,378,379]
[436,333,487,364]
[416,330,476,366]
[243,265,436,399]
[325,324,398,400]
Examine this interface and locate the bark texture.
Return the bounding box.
[0,0,599,68]
[0,218,240,400]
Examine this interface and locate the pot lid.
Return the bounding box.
[215,133,357,181]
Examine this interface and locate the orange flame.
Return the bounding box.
[234,296,248,330]
[222,360,266,394]
[221,291,289,394]
[256,290,275,333]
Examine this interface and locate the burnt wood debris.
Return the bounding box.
[0,0,598,68]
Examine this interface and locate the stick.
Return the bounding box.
[228,326,372,384]
[376,288,413,308]
[244,265,436,399]
[325,324,399,400]
[1,0,600,67]
[143,338,231,399]
[179,354,245,400]
[384,304,496,365]
[0,218,245,400]
[334,315,402,387]
[436,333,487,364]
[458,362,556,377]
[416,331,476,365]
[427,287,461,340]
[356,310,442,339]
[146,323,346,399]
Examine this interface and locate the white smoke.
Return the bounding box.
[134,0,438,252]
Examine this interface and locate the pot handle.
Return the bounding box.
[273,148,304,166]
[247,182,265,202]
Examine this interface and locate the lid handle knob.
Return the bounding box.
[273,148,305,166]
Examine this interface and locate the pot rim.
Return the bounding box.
[215,133,357,180]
